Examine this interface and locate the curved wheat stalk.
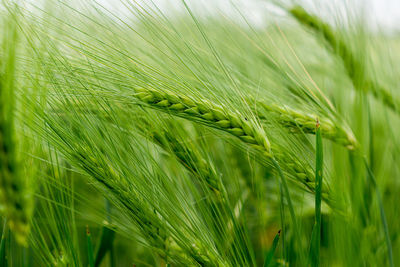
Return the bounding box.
[135,88,272,157]
[137,120,224,196]
[75,148,228,266]
[134,87,330,196]
[289,5,400,114]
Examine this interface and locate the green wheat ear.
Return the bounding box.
[289,5,400,114]
[0,96,31,244]
[259,103,358,150]
[137,118,223,195]
[0,29,32,245]
[0,95,31,245]
[71,143,228,266]
[134,87,331,196]
[135,87,272,157]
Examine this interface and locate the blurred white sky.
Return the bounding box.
[21,0,400,32]
[372,0,400,30]
[92,0,400,31]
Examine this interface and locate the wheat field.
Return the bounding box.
[0,0,399,266]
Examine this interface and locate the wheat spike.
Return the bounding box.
[134,87,331,196]
[135,88,272,158]
[0,57,31,245]
[290,5,400,114]
[75,146,227,266]
[260,103,358,150]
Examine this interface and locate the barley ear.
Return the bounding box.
[135,87,273,158]
[0,26,32,245]
[134,88,326,197]
[138,120,223,196]
[260,103,358,150]
[0,83,31,245]
[289,5,400,114]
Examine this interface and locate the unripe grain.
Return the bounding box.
[290,5,400,114]
[135,88,273,157]
[134,87,327,195]
[0,74,31,245]
[260,103,358,150]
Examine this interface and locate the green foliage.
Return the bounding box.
[0,6,34,245]
[0,0,398,266]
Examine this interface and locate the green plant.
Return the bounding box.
[0,11,32,245]
[289,5,400,114]
[0,0,398,266]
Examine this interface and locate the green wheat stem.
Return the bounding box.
[364,158,394,267]
[86,225,95,267]
[309,121,323,267]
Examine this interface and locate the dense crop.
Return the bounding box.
[0,0,399,266]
